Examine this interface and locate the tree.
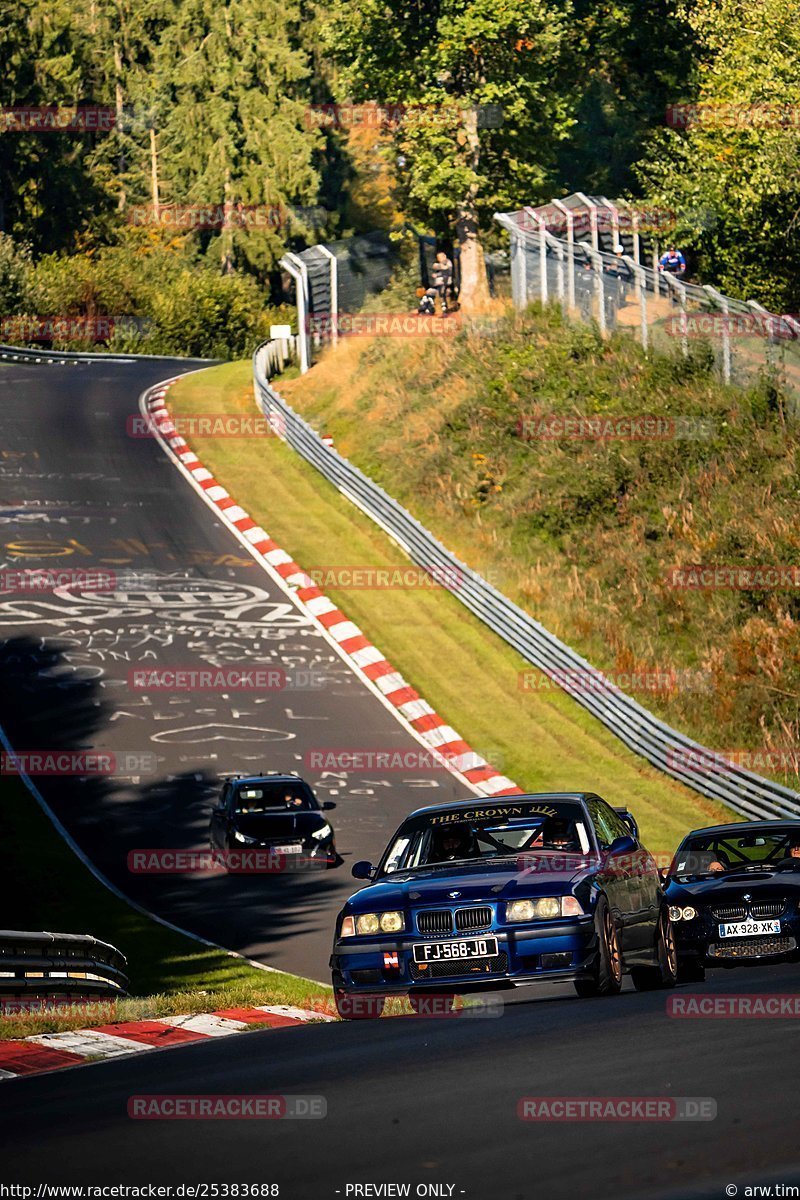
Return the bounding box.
[153,0,323,275]
[636,0,800,311]
[0,0,111,251]
[555,0,694,197]
[323,0,572,310]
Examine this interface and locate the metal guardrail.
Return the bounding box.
[253,340,800,822]
[0,343,218,366]
[0,930,129,997]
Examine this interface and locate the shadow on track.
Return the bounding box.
[0,636,345,975]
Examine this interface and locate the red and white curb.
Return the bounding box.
[143,379,521,798]
[0,1005,334,1079]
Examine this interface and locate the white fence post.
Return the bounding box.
[280,252,310,374]
[704,285,731,383]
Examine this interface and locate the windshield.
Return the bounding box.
[381,801,592,875]
[672,829,800,876]
[233,782,316,814]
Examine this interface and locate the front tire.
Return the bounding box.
[630,909,678,991]
[574,895,623,998]
[334,990,385,1020]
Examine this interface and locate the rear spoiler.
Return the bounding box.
[614,808,639,841]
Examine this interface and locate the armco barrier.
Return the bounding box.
[0,930,129,998]
[253,340,800,822]
[0,343,217,366]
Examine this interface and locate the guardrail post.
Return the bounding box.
[511,229,527,309]
[704,285,731,383]
[665,274,689,357]
[553,199,575,310]
[623,256,648,351]
[631,208,641,265]
[545,233,566,314]
[579,242,606,335]
[524,208,548,306]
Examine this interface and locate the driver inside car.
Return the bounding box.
[776,835,800,870]
[428,822,480,863]
[709,849,730,873]
[541,818,580,852]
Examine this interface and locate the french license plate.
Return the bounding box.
[719,919,781,938]
[272,843,303,855]
[413,937,499,963]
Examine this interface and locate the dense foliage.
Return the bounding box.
[0,0,797,322]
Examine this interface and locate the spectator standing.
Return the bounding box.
[431,250,454,314]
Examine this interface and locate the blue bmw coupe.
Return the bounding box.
[330,792,677,1017]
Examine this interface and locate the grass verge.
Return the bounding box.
[278,309,800,788]
[0,770,330,1039]
[167,361,734,863]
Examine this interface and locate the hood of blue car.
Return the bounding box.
[346,859,595,911]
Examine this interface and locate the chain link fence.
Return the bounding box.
[280,232,403,371]
[495,195,800,419]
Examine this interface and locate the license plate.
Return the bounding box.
[412,937,499,963]
[719,919,781,938]
[272,843,303,855]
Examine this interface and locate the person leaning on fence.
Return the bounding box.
[608,242,632,309]
[658,246,686,278]
[431,250,454,314]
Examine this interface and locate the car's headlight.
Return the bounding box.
[340,916,356,938]
[379,910,404,933]
[233,830,258,844]
[669,905,697,922]
[507,897,583,921]
[349,911,405,936]
[311,823,333,841]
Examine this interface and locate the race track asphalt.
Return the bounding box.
[2,358,799,1200]
[1,963,799,1199]
[0,358,466,981]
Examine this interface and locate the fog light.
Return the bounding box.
[541,952,573,970]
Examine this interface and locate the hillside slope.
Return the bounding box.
[280,308,800,788]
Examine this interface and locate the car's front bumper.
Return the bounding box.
[220,839,337,872]
[675,917,800,967]
[331,917,598,994]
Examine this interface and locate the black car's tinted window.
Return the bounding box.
[233,782,316,813]
[674,829,800,875]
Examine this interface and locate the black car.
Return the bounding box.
[665,820,800,982]
[330,793,677,1017]
[209,773,337,870]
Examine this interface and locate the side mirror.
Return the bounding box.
[352,860,374,880]
[659,869,670,886]
[322,801,337,811]
[607,835,636,857]
[622,815,639,841]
